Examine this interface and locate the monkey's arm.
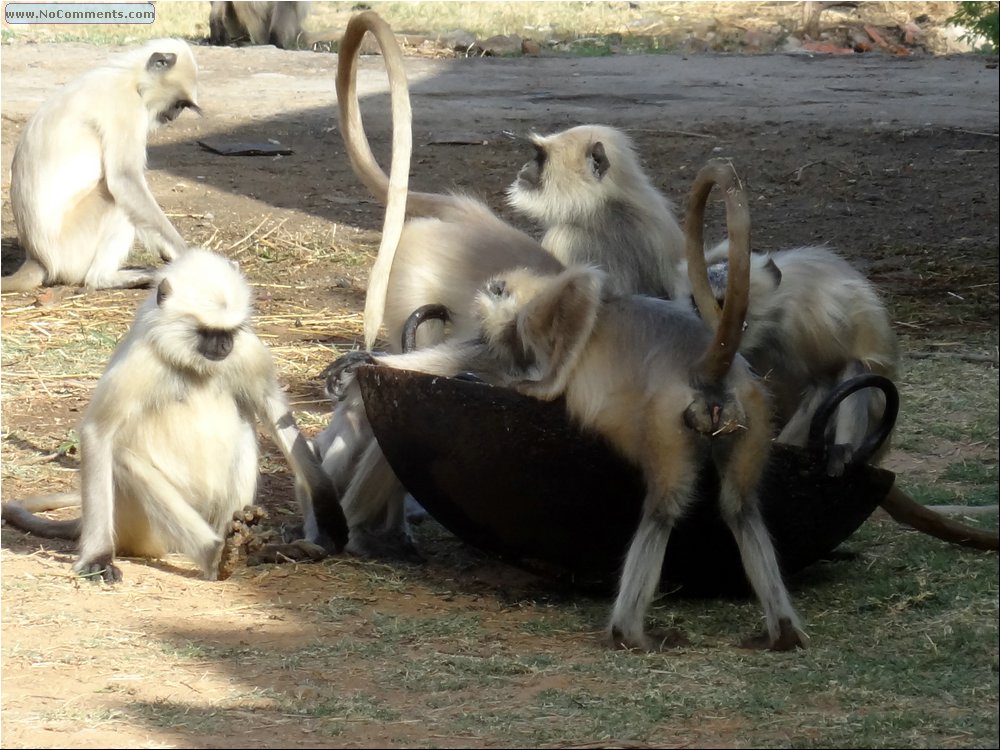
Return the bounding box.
[74,403,124,582]
[101,128,187,262]
[250,362,349,553]
[881,484,998,551]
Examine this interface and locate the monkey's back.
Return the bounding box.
[751,246,898,380]
[10,68,140,266]
[565,295,716,459]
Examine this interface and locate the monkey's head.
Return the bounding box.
[145,249,253,375]
[135,38,201,130]
[698,253,782,318]
[505,125,650,226]
[476,266,605,389]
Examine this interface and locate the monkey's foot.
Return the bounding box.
[739,618,807,651]
[75,557,124,584]
[218,505,270,580]
[825,444,854,477]
[607,626,689,652]
[321,350,378,400]
[247,539,329,566]
[346,527,424,563]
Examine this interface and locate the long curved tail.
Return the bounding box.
[683,159,751,385]
[2,498,81,540]
[335,10,414,349]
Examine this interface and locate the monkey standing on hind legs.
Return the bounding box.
[1,249,349,582]
[472,160,805,651]
[2,39,201,294]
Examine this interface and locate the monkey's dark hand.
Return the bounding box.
[320,350,381,400]
[825,444,854,477]
[76,556,124,584]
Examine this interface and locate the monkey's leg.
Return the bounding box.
[607,505,680,652]
[825,361,872,476]
[208,2,234,45]
[717,395,806,651]
[0,258,47,293]
[258,378,348,552]
[774,385,826,448]
[118,457,228,580]
[608,434,697,652]
[340,438,419,561]
[75,422,123,583]
[79,204,157,290]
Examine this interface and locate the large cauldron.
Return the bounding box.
[357,365,898,595]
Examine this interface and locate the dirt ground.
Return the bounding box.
[1,7,998,749]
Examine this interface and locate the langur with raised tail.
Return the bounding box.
[473,160,805,651]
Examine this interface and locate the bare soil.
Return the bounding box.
[1,13,998,749]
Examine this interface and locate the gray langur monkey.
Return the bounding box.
[2,39,200,294]
[691,245,998,551]
[336,9,561,353]
[505,124,688,301]
[695,243,899,476]
[1,249,349,582]
[209,1,308,49]
[208,2,339,50]
[472,160,805,651]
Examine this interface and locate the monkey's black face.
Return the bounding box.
[158,99,200,124]
[707,262,729,301]
[486,278,508,298]
[196,328,235,361]
[515,145,546,190]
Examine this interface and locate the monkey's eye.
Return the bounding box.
[487,279,508,297]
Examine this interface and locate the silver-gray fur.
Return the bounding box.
[474,264,805,652]
[700,243,900,475]
[507,124,688,300]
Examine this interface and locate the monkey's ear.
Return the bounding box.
[589,142,611,179]
[518,267,603,398]
[156,278,173,306]
[147,52,178,72]
[763,257,782,287]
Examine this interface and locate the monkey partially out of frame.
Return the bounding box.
[1,249,349,583]
[209,2,315,50]
[471,160,804,651]
[2,39,200,294]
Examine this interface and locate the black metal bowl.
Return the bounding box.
[357,365,898,595]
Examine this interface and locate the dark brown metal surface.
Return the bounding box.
[358,365,896,595]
